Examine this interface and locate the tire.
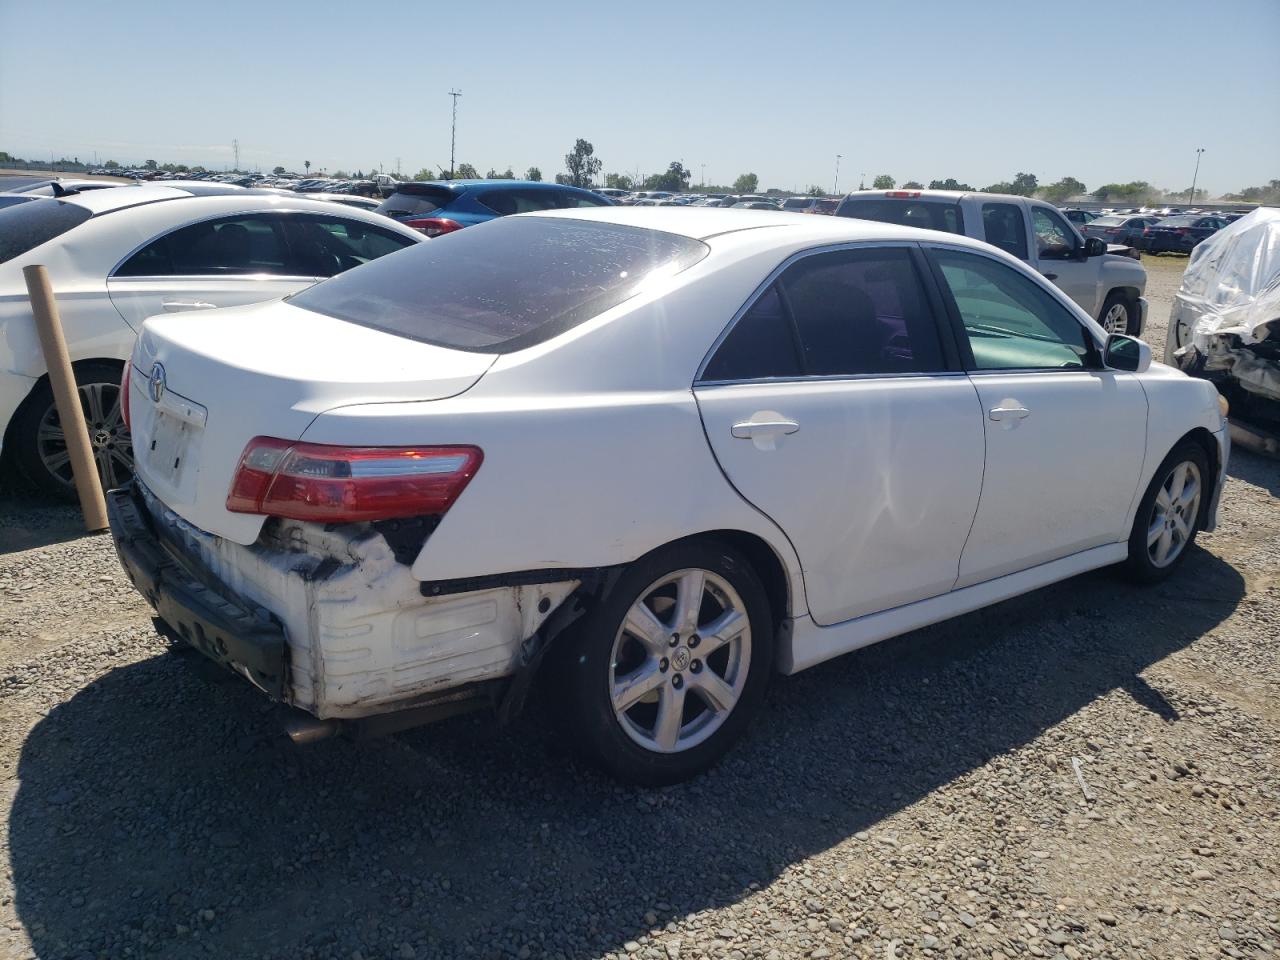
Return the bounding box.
[11,360,132,500]
[1122,441,1210,583]
[1099,291,1137,336]
[552,540,774,786]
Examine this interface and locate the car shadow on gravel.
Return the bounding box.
[8,547,1244,960]
[0,485,92,555]
[1228,447,1280,497]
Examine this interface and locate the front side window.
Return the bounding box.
[289,216,708,352]
[115,214,290,277]
[281,215,415,277]
[1031,206,1078,260]
[932,249,1094,371]
[702,247,946,381]
[982,203,1029,260]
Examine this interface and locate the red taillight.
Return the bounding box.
[226,437,483,523]
[121,364,132,431]
[884,191,922,198]
[402,216,464,238]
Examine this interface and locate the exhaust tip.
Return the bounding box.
[283,714,343,745]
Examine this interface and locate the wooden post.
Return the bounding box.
[22,265,109,531]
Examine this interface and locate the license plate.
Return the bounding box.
[147,409,195,481]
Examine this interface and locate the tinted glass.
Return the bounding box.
[982,203,1029,260]
[282,215,415,277]
[780,248,945,375]
[1157,215,1199,228]
[114,214,289,276]
[1031,206,1077,259]
[0,198,92,264]
[701,286,801,381]
[557,191,613,209]
[933,249,1093,370]
[289,217,709,353]
[782,198,812,210]
[1092,216,1125,226]
[375,188,451,218]
[478,189,567,215]
[836,196,964,234]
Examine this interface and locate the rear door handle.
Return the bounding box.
[161,300,217,312]
[731,415,799,451]
[988,405,1030,421]
[1041,273,1058,281]
[731,418,800,438]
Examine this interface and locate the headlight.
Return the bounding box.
[1217,392,1229,420]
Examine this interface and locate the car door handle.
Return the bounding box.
[731,419,800,439]
[988,405,1030,421]
[1041,273,1058,281]
[161,300,217,312]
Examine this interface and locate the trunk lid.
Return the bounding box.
[128,298,495,544]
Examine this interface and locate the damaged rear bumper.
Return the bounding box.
[107,484,288,697]
[108,480,581,722]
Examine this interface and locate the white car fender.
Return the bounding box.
[298,390,810,624]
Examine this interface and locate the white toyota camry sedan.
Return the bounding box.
[108,207,1229,784]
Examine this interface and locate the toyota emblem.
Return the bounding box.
[148,362,167,403]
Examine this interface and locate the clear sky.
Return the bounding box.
[2,0,1277,195]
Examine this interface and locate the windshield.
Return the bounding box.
[289,216,709,353]
[0,198,93,264]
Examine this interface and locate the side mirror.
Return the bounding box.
[1084,237,1107,257]
[1104,334,1152,373]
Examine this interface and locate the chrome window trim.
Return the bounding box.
[696,370,971,388]
[107,273,316,284]
[693,239,945,386]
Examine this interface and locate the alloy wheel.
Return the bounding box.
[609,568,751,754]
[1147,460,1201,568]
[37,382,133,491]
[1102,302,1130,335]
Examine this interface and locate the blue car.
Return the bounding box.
[374,179,613,236]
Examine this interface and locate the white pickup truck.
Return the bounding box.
[837,190,1148,335]
[372,174,401,198]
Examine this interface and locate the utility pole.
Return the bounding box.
[395,157,401,177]
[833,154,842,195]
[859,172,866,190]
[701,163,706,188]
[448,89,462,179]
[1189,147,1205,205]
[233,138,240,172]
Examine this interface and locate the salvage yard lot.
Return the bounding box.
[0,254,1277,960]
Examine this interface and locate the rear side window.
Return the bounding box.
[375,188,452,218]
[0,199,92,264]
[289,216,709,352]
[702,247,946,381]
[836,196,963,234]
[114,214,290,276]
[982,203,1029,260]
[477,188,608,215]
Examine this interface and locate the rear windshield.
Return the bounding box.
[1092,216,1125,225]
[836,195,964,234]
[782,198,812,210]
[0,198,93,264]
[375,187,453,218]
[289,216,710,353]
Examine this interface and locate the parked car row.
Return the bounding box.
[601,191,839,213]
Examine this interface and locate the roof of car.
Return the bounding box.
[525,205,1003,250]
[393,179,594,194]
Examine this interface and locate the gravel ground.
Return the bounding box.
[1,255,1277,960]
